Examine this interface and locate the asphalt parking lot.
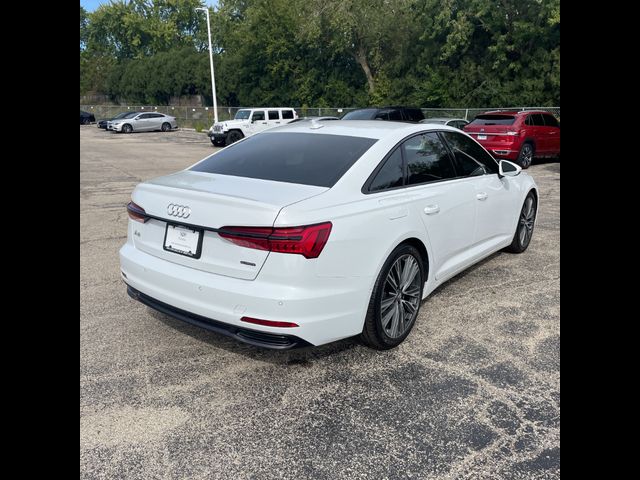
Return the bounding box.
[80,125,559,479]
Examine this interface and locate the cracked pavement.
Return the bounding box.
[80,126,560,479]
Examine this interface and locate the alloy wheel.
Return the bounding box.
[380,254,421,338]
[518,195,536,247]
[521,144,533,168]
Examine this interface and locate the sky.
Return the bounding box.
[81,0,218,12]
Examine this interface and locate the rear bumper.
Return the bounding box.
[119,243,371,348]
[488,148,518,160]
[126,285,311,349]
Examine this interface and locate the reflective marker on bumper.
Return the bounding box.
[241,317,299,328]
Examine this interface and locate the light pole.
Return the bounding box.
[196,6,218,124]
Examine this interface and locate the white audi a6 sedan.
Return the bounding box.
[120,121,538,350]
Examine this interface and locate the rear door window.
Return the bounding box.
[268,110,280,120]
[403,109,425,121]
[532,114,545,126]
[404,133,456,185]
[191,132,377,188]
[543,114,559,127]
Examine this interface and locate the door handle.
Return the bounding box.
[476,192,488,201]
[261,122,267,124]
[423,205,440,215]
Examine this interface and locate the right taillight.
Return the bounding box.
[127,201,149,223]
[219,222,332,259]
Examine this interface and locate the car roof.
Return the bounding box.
[481,110,553,116]
[268,119,464,140]
[421,118,467,122]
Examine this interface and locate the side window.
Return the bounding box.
[268,110,279,120]
[387,110,402,121]
[543,114,559,128]
[374,111,390,120]
[532,114,545,126]
[252,111,265,121]
[404,133,456,185]
[525,115,532,126]
[404,109,424,122]
[281,110,294,119]
[369,147,404,192]
[441,131,498,174]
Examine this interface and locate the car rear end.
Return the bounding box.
[119,130,379,348]
[166,115,178,129]
[464,113,523,160]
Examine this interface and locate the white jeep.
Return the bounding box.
[208,107,298,146]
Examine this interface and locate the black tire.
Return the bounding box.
[122,124,133,134]
[161,122,171,132]
[516,142,534,169]
[227,130,243,145]
[212,139,225,147]
[505,191,537,253]
[360,244,425,350]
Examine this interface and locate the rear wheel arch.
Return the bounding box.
[523,138,536,151]
[397,237,429,284]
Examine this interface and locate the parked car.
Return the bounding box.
[80,110,95,125]
[120,121,538,350]
[288,116,339,123]
[420,118,469,130]
[98,112,130,129]
[341,106,424,122]
[464,110,560,168]
[208,108,298,146]
[109,112,177,133]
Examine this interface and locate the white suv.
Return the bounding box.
[208,108,298,146]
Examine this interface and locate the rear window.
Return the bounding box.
[342,109,377,120]
[190,132,378,187]
[282,110,294,119]
[469,115,516,126]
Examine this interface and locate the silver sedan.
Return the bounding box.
[109,112,178,133]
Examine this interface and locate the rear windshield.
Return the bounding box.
[341,109,377,120]
[190,132,378,187]
[469,115,516,126]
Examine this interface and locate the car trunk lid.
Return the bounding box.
[130,170,328,280]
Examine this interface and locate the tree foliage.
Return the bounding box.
[80,0,560,107]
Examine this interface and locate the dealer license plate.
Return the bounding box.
[163,224,202,258]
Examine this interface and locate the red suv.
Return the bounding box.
[464,110,560,168]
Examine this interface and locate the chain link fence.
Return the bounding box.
[80,105,559,129]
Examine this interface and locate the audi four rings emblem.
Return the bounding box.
[167,203,191,218]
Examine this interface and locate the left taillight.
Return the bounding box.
[127,201,149,223]
[219,222,332,259]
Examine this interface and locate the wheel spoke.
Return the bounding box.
[404,286,421,299]
[389,304,400,337]
[381,295,395,313]
[381,303,396,330]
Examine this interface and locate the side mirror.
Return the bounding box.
[498,160,521,177]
